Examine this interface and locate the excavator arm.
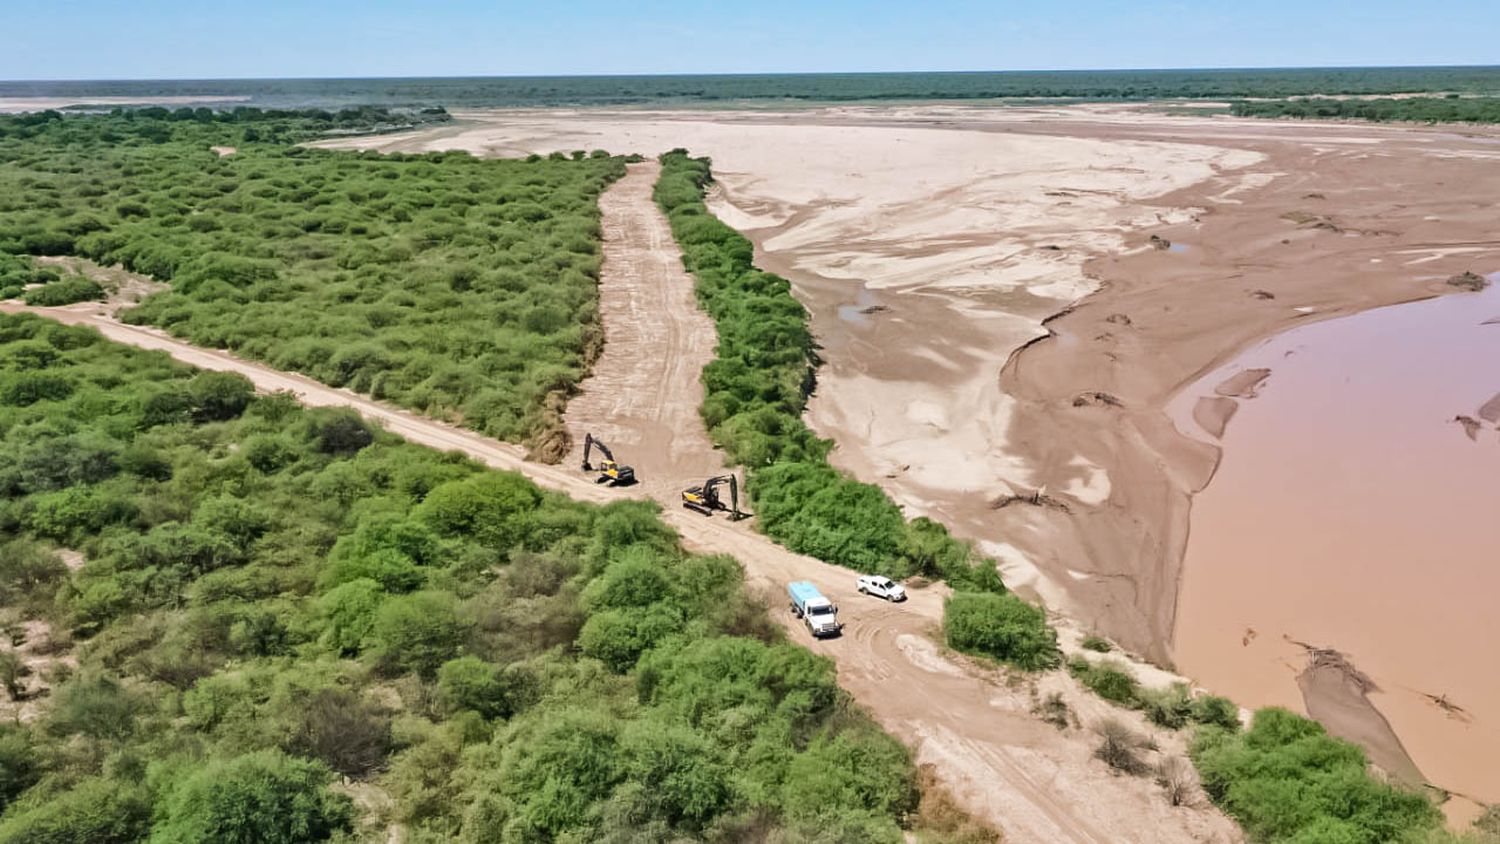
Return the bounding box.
[582,431,612,473]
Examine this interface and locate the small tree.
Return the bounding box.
[366,591,469,679]
[150,750,352,843]
[187,371,254,421]
[292,689,391,779]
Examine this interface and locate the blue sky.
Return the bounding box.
[5,0,1496,80]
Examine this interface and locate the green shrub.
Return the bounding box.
[1139,683,1194,729]
[304,408,373,455]
[1066,656,1140,706]
[367,590,469,678]
[1191,708,1440,842]
[186,371,254,421]
[21,276,104,307]
[943,592,1059,670]
[149,750,352,843]
[1080,634,1112,653]
[1190,695,1241,730]
[0,776,150,844]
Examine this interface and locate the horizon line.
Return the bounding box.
[4,62,1499,85]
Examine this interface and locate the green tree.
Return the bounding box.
[318,578,386,655]
[417,472,542,552]
[0,776,150,844]
[943,592,1059,670]
[0,726,37,811]
[367,591,469,678]
[436,655,519,720]
[187,371,254,421]
[149,750,352,843]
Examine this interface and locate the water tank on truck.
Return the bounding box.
[787,581,843,638]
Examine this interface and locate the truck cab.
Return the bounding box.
[788,581,843,638]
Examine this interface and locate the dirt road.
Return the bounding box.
[563,161,725,496]
[0,164,1241,842]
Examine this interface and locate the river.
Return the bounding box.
[1171,275,1500,811]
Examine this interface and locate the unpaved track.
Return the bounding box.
[563,161,725,496]
[0,168,1240,841]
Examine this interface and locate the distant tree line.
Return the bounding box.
[1231,96,1500,124]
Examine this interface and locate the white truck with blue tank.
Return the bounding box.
[787,581,843,638]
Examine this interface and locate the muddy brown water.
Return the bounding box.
[1171,276,1500,805]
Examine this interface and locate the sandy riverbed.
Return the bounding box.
[317,104,1500,810]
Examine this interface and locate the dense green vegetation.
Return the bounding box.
[0,109,624,458]
[9,67,1500,109]
[1191,709,1441,843]
[1231,96,1500,124]
[0,254,62,300]
[0,312,936,842]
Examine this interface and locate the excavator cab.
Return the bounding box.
[581,433,636,486]
[682,474,748,520]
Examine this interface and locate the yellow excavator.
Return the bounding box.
[581,433,637,485]
[681,474,747,520]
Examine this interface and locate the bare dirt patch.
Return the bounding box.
[34,255,167,315]
[0,617,76,723]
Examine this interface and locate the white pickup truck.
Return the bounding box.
[856,574,906,602]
